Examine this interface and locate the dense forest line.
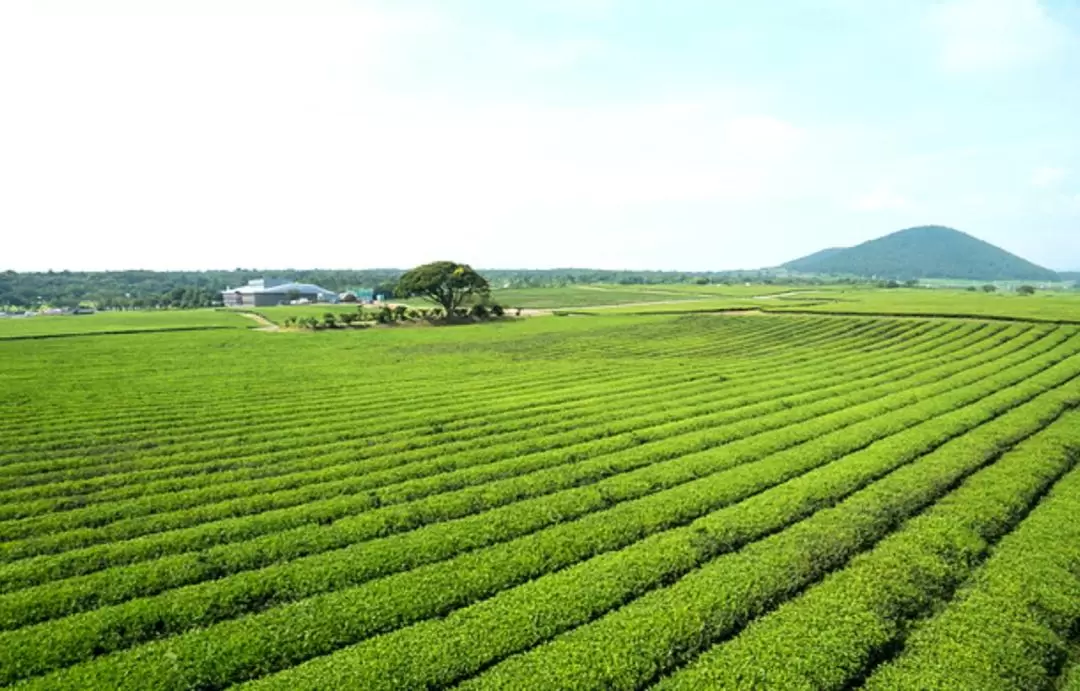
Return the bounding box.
[0,268,839,309]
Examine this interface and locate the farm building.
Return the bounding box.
[221,278,339,307]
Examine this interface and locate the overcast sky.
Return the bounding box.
[1,0,1078,272]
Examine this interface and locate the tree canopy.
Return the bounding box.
[395,261,490,314]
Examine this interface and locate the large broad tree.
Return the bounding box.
[396,261,490,315]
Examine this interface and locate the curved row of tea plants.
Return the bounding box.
[2,314,1078,689]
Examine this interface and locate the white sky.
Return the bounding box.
[1,0,1078,271]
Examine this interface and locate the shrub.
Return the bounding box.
[1017,285,1036,295]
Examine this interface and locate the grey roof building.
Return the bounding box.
[222,279,339,307]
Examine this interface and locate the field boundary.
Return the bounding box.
[759,307,1080,326]
[563,305,1080,326]
[0,326,243,342]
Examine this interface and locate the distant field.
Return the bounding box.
[766,288,1080,323]
[568,286,1080,322]
[2,313,1080,689]
[642,284,845,297]
[0,309,251,339]
[572,298,781,315]
[240,285,832,322]
[487,286,707,309]
[487,283,832,308]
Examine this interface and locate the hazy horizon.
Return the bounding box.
[2,0,1078,273]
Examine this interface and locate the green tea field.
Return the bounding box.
[1,313,1079,690]
[0,310,251,340]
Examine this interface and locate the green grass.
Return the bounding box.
[571,298,770,315]
[486,286,704,309]
[1,313,1079,689]
[487,283,835,309]
[0,309,251,339]
[765,287,1080,323]
[245,284,840,321]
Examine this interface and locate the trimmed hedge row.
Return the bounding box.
[653,410,1080,690]
[0,319,917,510]
[0,315,840,458]
[0,322,1044,630]
[0,319,951,538]
[12,332,1078,689]
[448,371,1080,691]
[862,424,1080,691]
[239,352,1080,690]
[0,322,992,568]
[0,322,1026,600]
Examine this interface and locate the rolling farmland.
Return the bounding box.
[1,313,1079,689]
[0,309,251,340]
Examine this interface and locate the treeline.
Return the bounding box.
[0,268,847,309]
[0,270,403,310]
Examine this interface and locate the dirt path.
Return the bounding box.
[237,312,280,332]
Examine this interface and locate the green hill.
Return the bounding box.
[783,226,1060,282]
[784,247,845,266]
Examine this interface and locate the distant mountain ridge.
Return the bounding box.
[783,226,1060,282]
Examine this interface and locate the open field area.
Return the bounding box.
[485,284,825,308]
[765,288,1080,323]
[567,286,1080,322]
[2,312,1080,689]
[0,310,251,339]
